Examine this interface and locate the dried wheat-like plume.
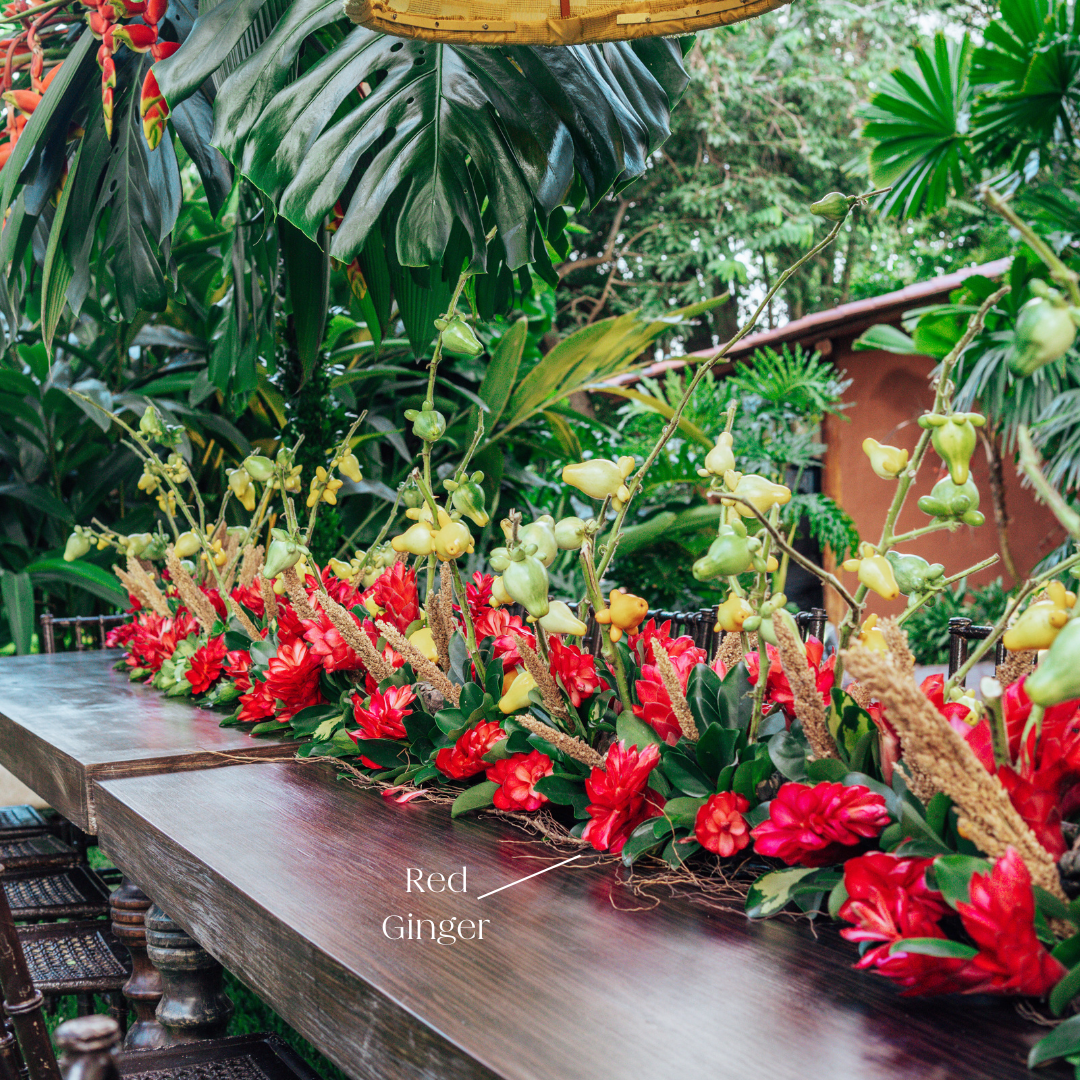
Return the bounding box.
[259,576,279,623]
[376,619,460,705]
[226,595,261,640]
[772,614,838,760]
[513,635,571,727]
[842,643,1068,902]
[394,549,410,565]
[282,565,317,621]
[655,643,699,742]
[164,548,219,633]
[238,545,264,589]
[515,714,604,769]
[715,630,754,673]
[425,571,454,671]
[315,589,394,684]
[220,533,241,593]
[846,681,874,713]
[880,616,915,674]
[127,556,171,618]
[997,649,1036,689]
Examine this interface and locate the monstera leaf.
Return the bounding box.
[153,0,689,272]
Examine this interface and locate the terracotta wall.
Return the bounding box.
[820,337,1066,625]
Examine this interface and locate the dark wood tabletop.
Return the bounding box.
[0,653,297,833]
[94,760,1056,1080]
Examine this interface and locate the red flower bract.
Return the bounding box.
[351,684,417,742]
[694,792,751,857]
[263,639,324,722]
[230,581,265,620]
[751,781,890,867]
[303,610,362,673]
[185,635,227,694]
[486,750,553,811]
[466,572,494,623]
[582,741,664,853]
[224,649,252,693]
[473,607,534,671]
[435,720,505,780]
[745,638,834,724]
[547,636,607,708]
[237,678,276,723]
[361,563,419,634]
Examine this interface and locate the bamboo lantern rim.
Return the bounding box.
[344,0,793,47]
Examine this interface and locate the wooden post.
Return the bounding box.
[54,1016,121,1080]
[144,906,232,1044]
[109,881,166,1050]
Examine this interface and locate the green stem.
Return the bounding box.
[894,553,1000,627]
[595,213,851,582]
[580,538,634,714]
[1017,425,1080,540]
[449,560,485,683]
[746,504,781,742]
[888,521,958,545]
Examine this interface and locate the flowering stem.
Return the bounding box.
[894,553,1001,627]
[595,214,849,582]
[888,520,958,545]
[580,536,634,714]
[746,504,780,742]
[449,559,485,683]
[346,485,405,577]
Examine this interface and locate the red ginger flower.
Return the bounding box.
[954,847,1066,995]
[124,612,170,672]
[632,637,702,745]
[751,781,890,867]
[361,563,419,634]
[486,751,553,811]
[351,684,417,743]
[199,585,228,623]
[473,608,534,671]
[105,620,138,649]
[231,581,265,620]
[745,638,835,724]
[263,639,324,722]
[303,610,362,673]
[185,635,228,694]
[436,721,505,780]
[547,636,607,708]
[224,649,252,693]
[628,620,704,669]
[840,848,1066,997]
[320,566,364,612]
[582,741,664,853]
[694,792,751,857]
[839,852,967,995]
[275,601,307,646]
[237,678,277,723]
[466,572,494,622]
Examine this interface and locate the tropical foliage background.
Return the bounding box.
[3,0,1080,652]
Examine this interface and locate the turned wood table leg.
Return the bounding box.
[109,880,166,1050]
[144,905,232,1044]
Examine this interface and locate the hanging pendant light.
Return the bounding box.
[344,0,790,47]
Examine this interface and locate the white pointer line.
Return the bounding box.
[476,854,583,900]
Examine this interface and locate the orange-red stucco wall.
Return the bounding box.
[821,342,1066,625]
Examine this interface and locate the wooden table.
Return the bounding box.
[95,761,1051,1080]
[0,653,297,833]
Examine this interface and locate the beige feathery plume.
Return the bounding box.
[394,549,410,565]
[316,590,395,684]
[376,619,461,705]
[225,595,261,640]
[282,565,318,621]
[512,635,571,727]
[655,643,699,742]
[997,649,1036,689]
[115,566,150,614]
[842,643,1068,902]
[220,532,241,593]
[426,572,454,671]
[880,616,915,674]
[124,556,170,618]
[715,630,754,673]
[515,714,605,769]
[238,544,264,589]
[772,613,838,760]
[259,576,279,623]
[846,681,874,712]
[164,548,219,632]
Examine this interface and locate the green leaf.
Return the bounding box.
[929,853,991,909]
[620,818,667,865]
[685,663,726,730]
[1053,931,1080,970]
[347,738,409,768]
[599,385,713,448]
[616,711,662,751]
[0,570,33,655]
[660,796,706,829]
[852,323,920,354]
[533,775,589,814]
[1030,1014,1080,1069]
[806,758,849,783]
[23,558,127,608]
[768,725,809,781]
[280,219,330,386]
[1036,885,1077,926]
[862,32,974,218]
[660,753,711,798]
[1051,960,1080,1017]
[0,484,73,524]
[451,779,499,819]
[888,937,978,959]
[746,867,821,919]
[41,140,82,355]
[470,318,526,440]
[695,724,740,783]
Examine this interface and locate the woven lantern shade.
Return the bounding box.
[344,0,791,47]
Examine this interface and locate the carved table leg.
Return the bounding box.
[144,905,232,1044]
[109,880,165,1050]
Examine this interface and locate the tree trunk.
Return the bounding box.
[982,429,1020,583]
